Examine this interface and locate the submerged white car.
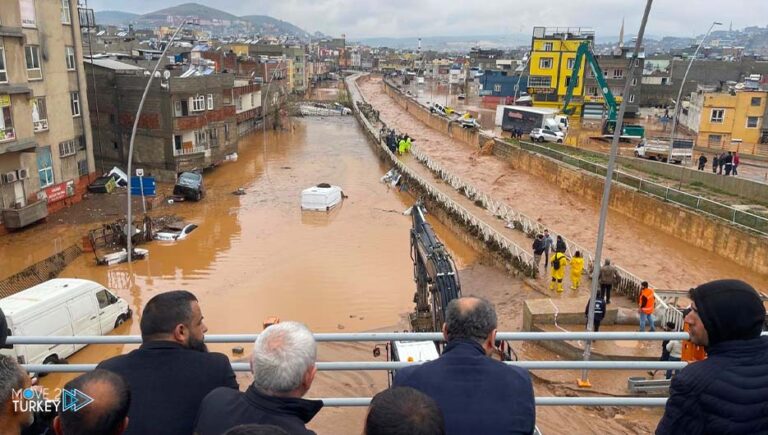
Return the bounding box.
[301,184,344,211]
[154,224,198,241]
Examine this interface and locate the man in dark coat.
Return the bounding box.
[97,291,238,435]
[195,321,323,435]
[584,297,606,332]
[656,279,768,435]
[394,296,536,435]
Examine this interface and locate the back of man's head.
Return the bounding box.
[54,369,130,435]
[444,296,497,344]
[140,290,197,340]
[0,307,8,349]
[223,424,290,435]
[365,387,445,435]
[0,354,30,427]
[251,321,317,395]
[689,279,766,345]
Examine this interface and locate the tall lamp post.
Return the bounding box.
[667,21,721,168]
[127,18,196,263]
[261,57,288,183]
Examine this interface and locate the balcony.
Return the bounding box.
[1,200,48,229]
[0,126,16,143]
[33,120,48,133]
[173,145,209,157]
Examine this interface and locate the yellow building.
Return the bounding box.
[227,43,249,57]
[682,87,767,149]
[527,27,594,116]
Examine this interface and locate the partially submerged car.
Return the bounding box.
[154,223,198,241]
[173,172,204,201]
[301,183,344,211]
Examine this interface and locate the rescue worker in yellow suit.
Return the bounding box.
[398,137,407,155]
[404,135,413,153]
[549,250,568,292]
[570,251,584,290]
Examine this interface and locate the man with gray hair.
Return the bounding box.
[195,321,323,435]
[394,296,536,435]
[0,354,34,434]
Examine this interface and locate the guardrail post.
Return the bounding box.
[696,197,701,209]
[733,209,737,223]
[665,187,669,200]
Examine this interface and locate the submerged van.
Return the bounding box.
[0,278,132,368]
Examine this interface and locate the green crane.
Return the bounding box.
[562,41,645,139]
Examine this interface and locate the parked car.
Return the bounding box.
[173,171,205,201]
[530,128,565,144]
[87,174,118,193]
[429,102,447,115]
[0,279,132,373]
[458,117,481,129]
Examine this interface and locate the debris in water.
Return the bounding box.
[232,346,244,355]
[337,324,346,330]
[233,187,247,196]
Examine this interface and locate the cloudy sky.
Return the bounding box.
[87,0,768,39]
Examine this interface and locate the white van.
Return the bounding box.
[0,278,132,367]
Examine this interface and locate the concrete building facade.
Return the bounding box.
[0,0,95,232]
[584,48,644,118]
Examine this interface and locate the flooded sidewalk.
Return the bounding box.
[358,75,768,291]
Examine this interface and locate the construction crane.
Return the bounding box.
[562,41,645,140]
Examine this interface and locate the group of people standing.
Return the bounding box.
[697,151,740,175]
[509,127,526,139]
[383,128,413,155]
[531,229,584,292]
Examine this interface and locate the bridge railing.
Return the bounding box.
[9,332,701,407]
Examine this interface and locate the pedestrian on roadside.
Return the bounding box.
[648,321,675,378]
[584,296,606,332]
[732,152,740,176]
[542,230,554,267]
[665,336,683,379]
[638,281,656,332]
[532,234,546,274]
[598,259,619,304]
[555,235,567,253]
[656,279,768,435]
[697,154,707,171]
[712,154,718,173]
[549,250,568,293]
[724,151,734,176]
[570,251,584,290]
[718,152,726,174]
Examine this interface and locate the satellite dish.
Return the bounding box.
[163,70,171,79]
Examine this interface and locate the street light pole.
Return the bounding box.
[667,21,721,168]
[126,18,194,263]
[579,0,654,388]
[261,57,287,184]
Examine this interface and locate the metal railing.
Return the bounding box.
[516,140,768,235]
[10,332,699,407]
[173,145,209,156]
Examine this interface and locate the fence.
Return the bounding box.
[9,332,694,407]
[516,140,768,235]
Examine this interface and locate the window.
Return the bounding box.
[70,92,81,117]
[175,100,189,117]
[251,92,256,106]
[32,97,48,132]
[747,116,759,128]
[66,46,75,70]
[77,159,88,176]
[190,95,205,112]
[224,123,230,141]
[587,86,598,96]
[95,290,111,309]
[493,84,502,93]
[628,94,635,103]
[565,76,578,87]
[631,77,638,86]
[543,42,553,52]
[59,139,76,157]
[61,0,71,24]
[207,94,214,110]
[25,46,42,80]
[0,44,7,83]
[708,134,722,146]
[566,58,575,70]
[0,97,15,142]
[751,97,762,106]
[194,130,207,146]
[613,69,624,79]
[20,0,36,28]
[209,127,218,145]
[710,109,724,123]
[236,96,243,111]
[173,135,182,150]
[37,146,54,188]
[528,76,552,88]
[634,58,640,67]
[539,57,553,69]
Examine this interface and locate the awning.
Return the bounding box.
[0,84,32,95]
[0,26,24,39]
[0,138,37,154]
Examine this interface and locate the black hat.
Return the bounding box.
[690,279,766,346]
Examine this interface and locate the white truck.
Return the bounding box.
[0,278,132,370]
[495,106,568,134]
[634,137,694,164]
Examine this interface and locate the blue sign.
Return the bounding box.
[130,176,156,196]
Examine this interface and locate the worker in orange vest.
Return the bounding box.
[638,281,656,332]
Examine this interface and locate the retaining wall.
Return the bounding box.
[381,78,768,276]
[0,245,83,298]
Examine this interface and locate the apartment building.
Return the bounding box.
[85,59,237,182]
[583,47,644,118]
[0,0,95,233]
[527,26,593,116]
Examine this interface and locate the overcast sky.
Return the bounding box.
[87,0,768,39]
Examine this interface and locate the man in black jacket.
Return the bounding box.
[656,279,768,434]
[532,234,546,274]
[393,297,535,435]
[97,290,238,435]
[195,321,323,435]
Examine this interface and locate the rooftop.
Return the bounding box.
[84,58,146,71]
